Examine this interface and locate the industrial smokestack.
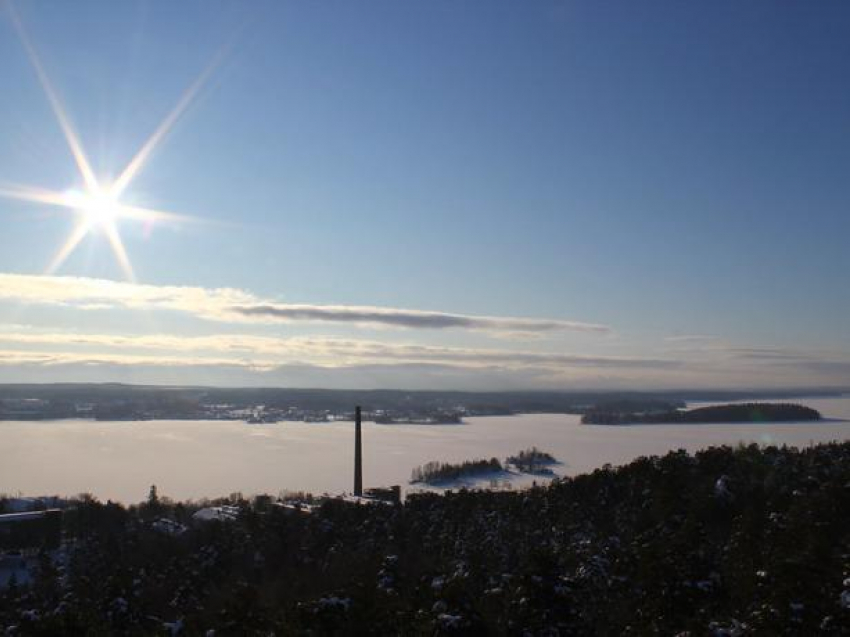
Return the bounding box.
[354,405,363,496]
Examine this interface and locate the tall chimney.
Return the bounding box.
[354,405,363,496]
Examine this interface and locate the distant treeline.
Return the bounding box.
[1,383,845,420]
[582,402,822,425]
[0,384,739,416]
[410,458,503,484]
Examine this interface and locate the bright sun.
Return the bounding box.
[0,5,210,281]
[64,188,122,229]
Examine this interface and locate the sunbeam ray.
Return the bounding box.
[0,184,72,209]
[103,222,136,281]
[46,220,92,275]
[111,50,226,198]
[7,3,99,192]
[117,203,198,225]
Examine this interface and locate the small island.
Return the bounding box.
[582,402,822,425]
[373,411,463,425]
[410,458,503,484]
[410,448,560,485]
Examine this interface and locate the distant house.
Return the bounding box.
[365,486,402,505]
[192,506,240,523]
[2,496,62,514]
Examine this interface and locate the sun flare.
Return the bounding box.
[0,4,212,281]
[64,188,122,229]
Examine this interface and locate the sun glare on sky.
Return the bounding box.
[0,3,211,282]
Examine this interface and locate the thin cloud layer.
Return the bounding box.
[667,342,840,364]
[1,273,846,390]
[0,329,846,389]
[0,273,608,335]
[230,304,608,334]
[0,332,668,371]
[664,335,720,343]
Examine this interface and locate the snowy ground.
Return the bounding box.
[0,396,848,504]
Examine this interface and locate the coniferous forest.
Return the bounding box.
[3,442,850,634]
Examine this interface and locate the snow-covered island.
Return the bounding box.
[410,448,559,486]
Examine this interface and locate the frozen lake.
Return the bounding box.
[1,396,849,504]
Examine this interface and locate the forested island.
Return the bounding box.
[410,458,504,484]
[582,402,822,425]
[3,442,850,633]
[410,448,559,484]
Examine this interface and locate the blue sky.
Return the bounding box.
[0,0,848,389]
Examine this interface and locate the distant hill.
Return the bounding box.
[0,383,844,416]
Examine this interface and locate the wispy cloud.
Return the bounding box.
[720,347,814,362]
[0,273,253,318]
[0,348,273,370]
[229,304,609,334]
[0,332,667,371]
[667,342,834,363]
[0,331,846,390]
[2,274,847,390]
[0,273,609,336]
[664,335,720,343]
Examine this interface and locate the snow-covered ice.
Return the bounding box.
[0,396,848,504]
